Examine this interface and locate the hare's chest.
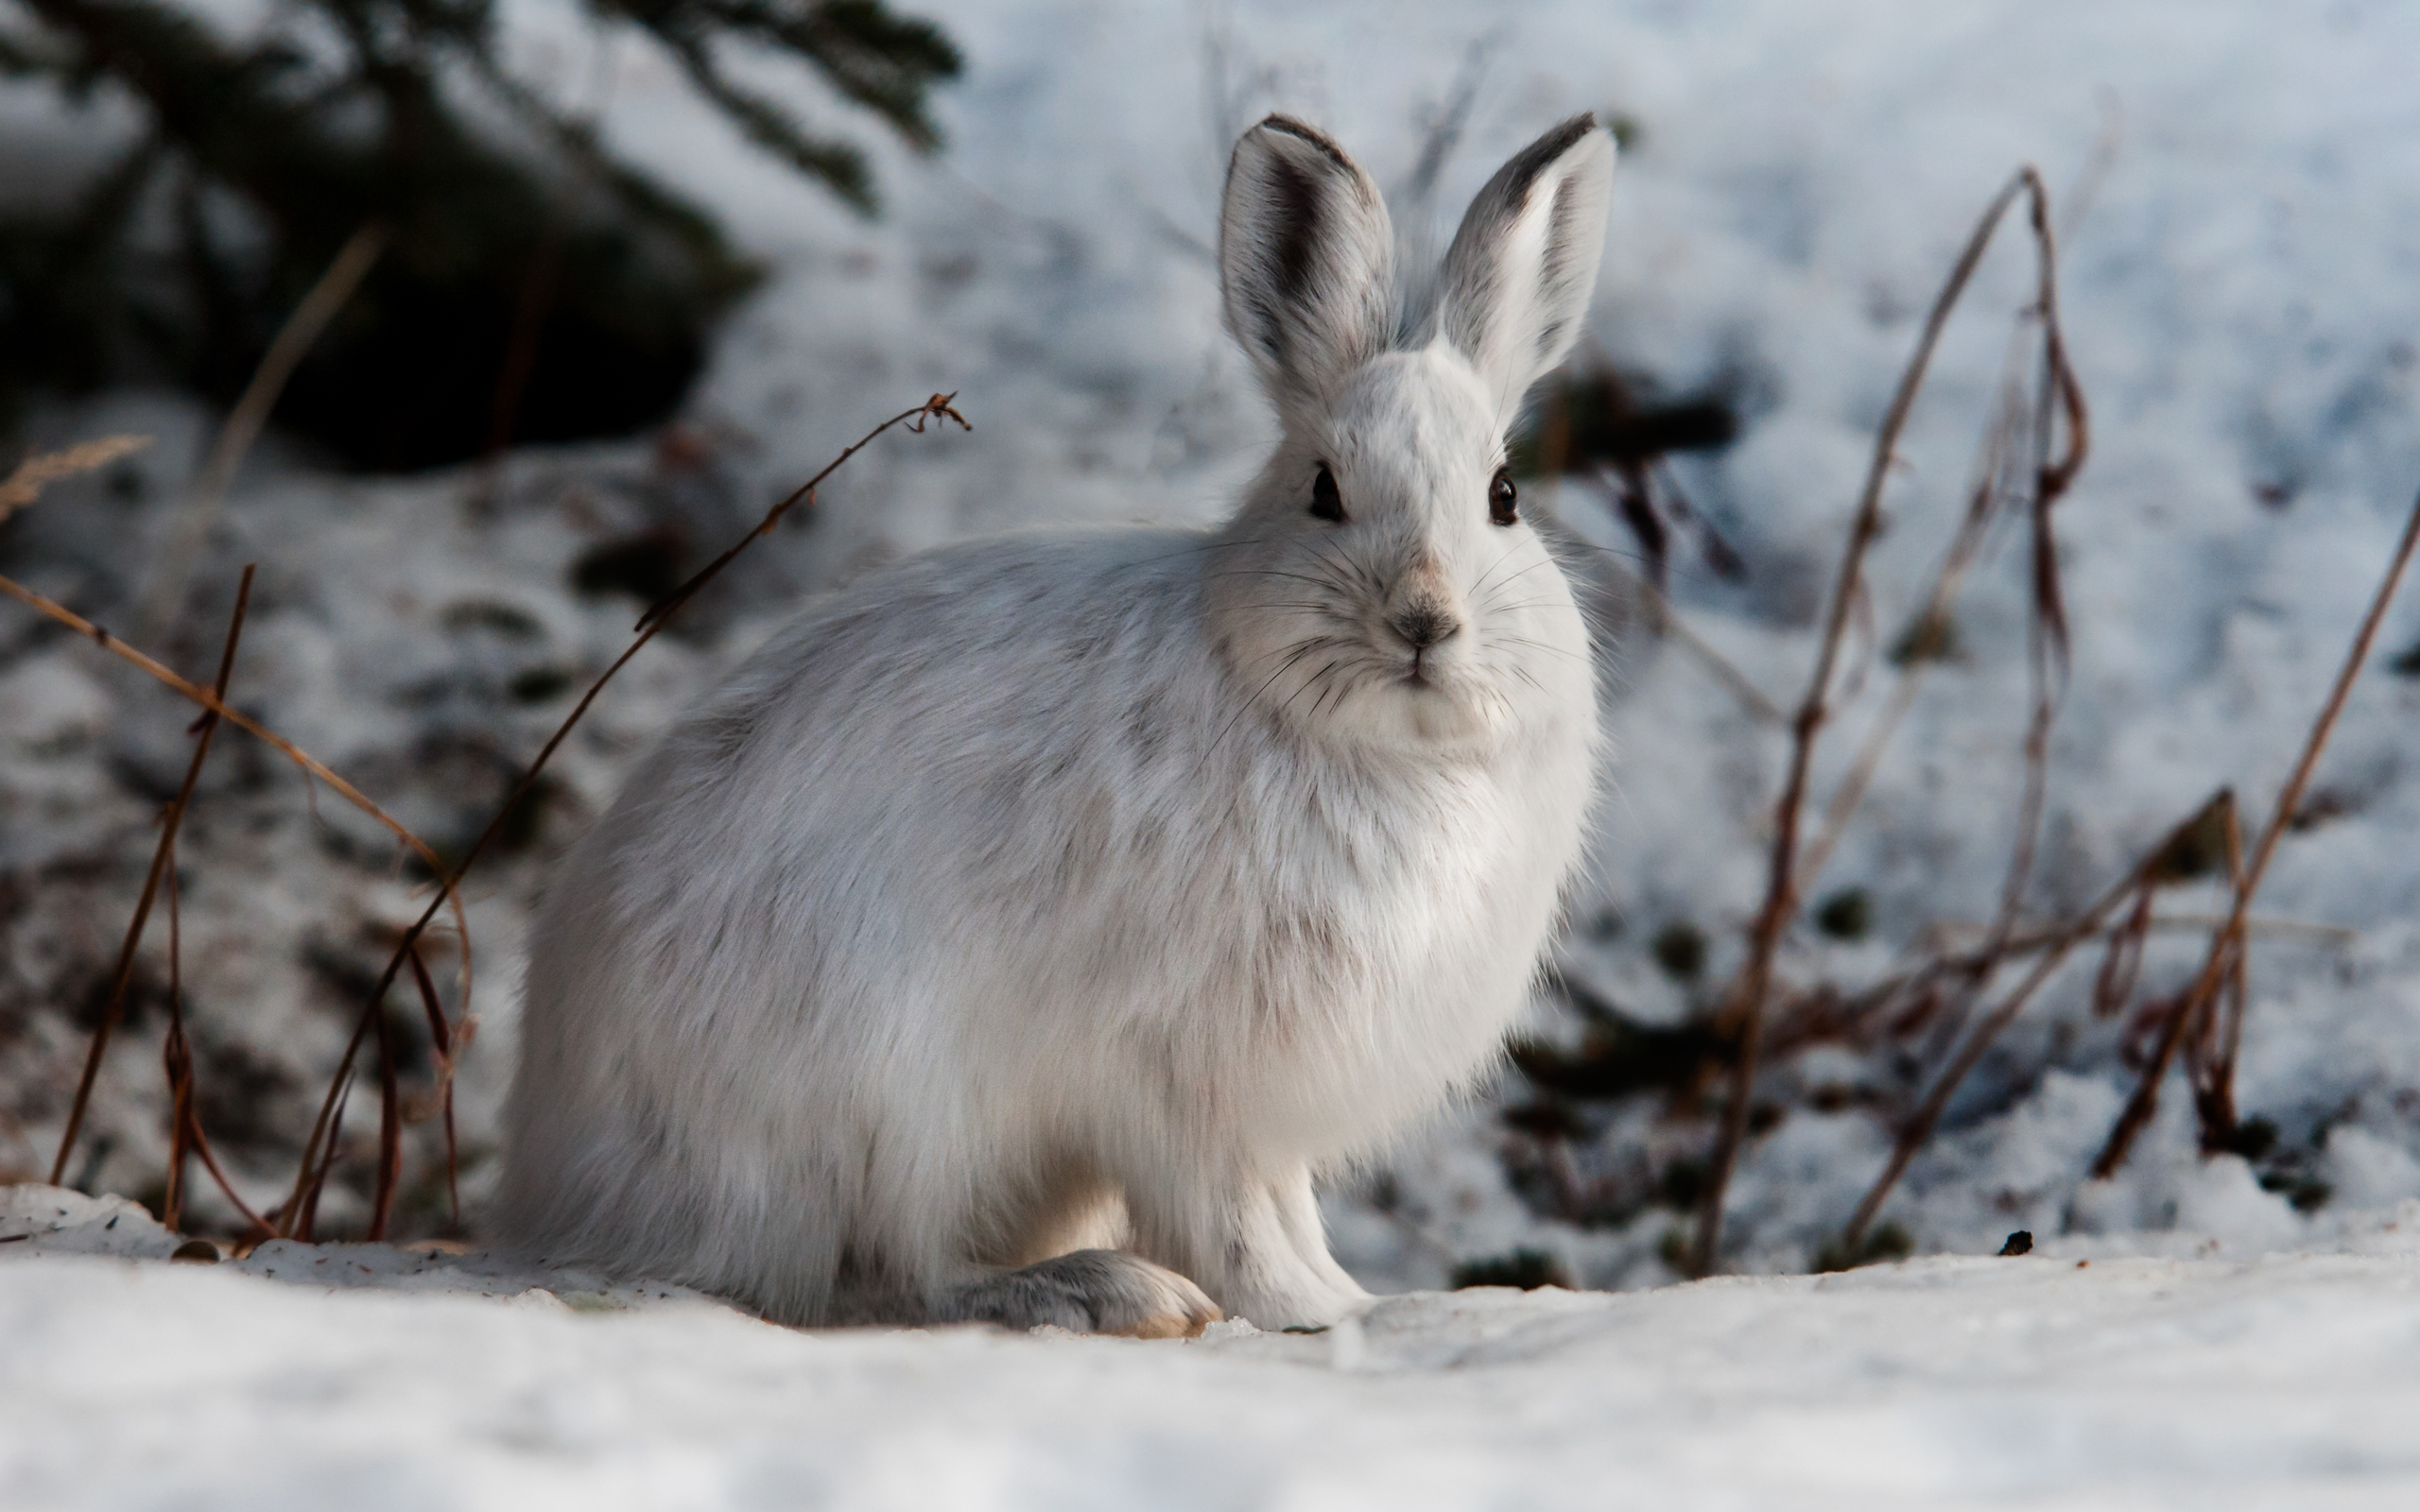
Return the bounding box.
[1250,759,1576,1019]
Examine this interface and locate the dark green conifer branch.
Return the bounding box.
[0,0,960,468]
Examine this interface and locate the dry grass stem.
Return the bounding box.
[1836,789,2235,1249]
[0,436,150,526]
[2188,799,2255,1145]
[407,945,463,1226]
[1797,320,2041,888]
[1593,555,1786,726]
[141,223,389,630]
[49,566,255,1186]
[2092,484,2420,1177]
[1691,167,2084,1278]
[0,573,471,983]
[161,841,190,1227]
[1921,912,2356,951]
[159,838,278,1236]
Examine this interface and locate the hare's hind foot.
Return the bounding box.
[936,1249,1219,1338]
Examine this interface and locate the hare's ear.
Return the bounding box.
[1433,113,1615,412]
[1219,115,1395,409]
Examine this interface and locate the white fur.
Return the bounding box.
[496,112,1617,1331]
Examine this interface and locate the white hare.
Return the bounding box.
[497,112,1616,1334]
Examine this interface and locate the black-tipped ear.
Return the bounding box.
[1433,113,1616,410]
[1219,115,1396,410]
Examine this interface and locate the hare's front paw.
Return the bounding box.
[937,1249,1220,1339]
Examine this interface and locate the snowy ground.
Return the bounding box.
[11,1184,2420,1510]
[5,0,2420,1500]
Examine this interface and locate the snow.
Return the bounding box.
[10,1183,2420,1508]
[7,0,2420,1500]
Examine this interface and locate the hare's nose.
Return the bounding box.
[1390,602,1461,650]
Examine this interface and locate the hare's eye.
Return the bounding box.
[1489,467,1519,527]
[1310,462,1345,523]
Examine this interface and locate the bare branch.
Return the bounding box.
[50,566,255,1186]
[2092,485,2420,1177]
[1692,167,2081,1278]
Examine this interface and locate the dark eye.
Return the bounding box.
[1489,466,1518,527]
[1310,462,1345,523]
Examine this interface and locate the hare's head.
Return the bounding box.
[1204,113,1615,755]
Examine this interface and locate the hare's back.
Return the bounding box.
[606,526,1225,912]
[717,524,1211,773]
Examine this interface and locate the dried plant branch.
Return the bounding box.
[1797,329,2036,888]
[160,839,278,1238]
[0,435,150,526]
[1591,553,1787,726]
[1920,910,2355,952]
[1993,183,2091,944]
[407,944,462,1227]
[49,566,255,1186]
[161,841,191,1229]
[1802,185,2088,922]
[281,392,973,1237]
[1837,788,2236,1249]
[2092,484,2420,1177]
[0,574,470,968]
[1691,167,2078,1278]
[141,223,389,631]
[159,849,276,1238]
[2187,798,2254,1146]
[368,971,404,1241]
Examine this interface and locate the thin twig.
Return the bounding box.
[281,393,972,1236]
[368,973,404,1241]
[2187,798,2254,1146]
[161,839,189,1230]
[485,232,565,461]
[0,436,149,526]
[1593,555,1787,726]
[1797,325,2036,889]
[1837,789,2233,1248]
[49,566,254,1185]
[1920,909,2355,952]
[140,224,389,632]
[0,573,469,973]
[2093,485,2420,1177]
[159,710,276,1238]
[1994,177,2090,943]
[159,827,276,1238]
[1691,169,2065,1278]
[407,944,461,1226]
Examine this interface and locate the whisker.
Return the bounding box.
[1552,539,1737,594]
[1489,634,1590,662]
[1477,557,1564,598]
[1308,536,1387,598]
[1468,541,1531,599]
[1274,656,1348,728]
[1202,569,1348,591]
[1204,637,1331,764]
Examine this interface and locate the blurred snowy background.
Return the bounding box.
[5,0,2420,1296]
